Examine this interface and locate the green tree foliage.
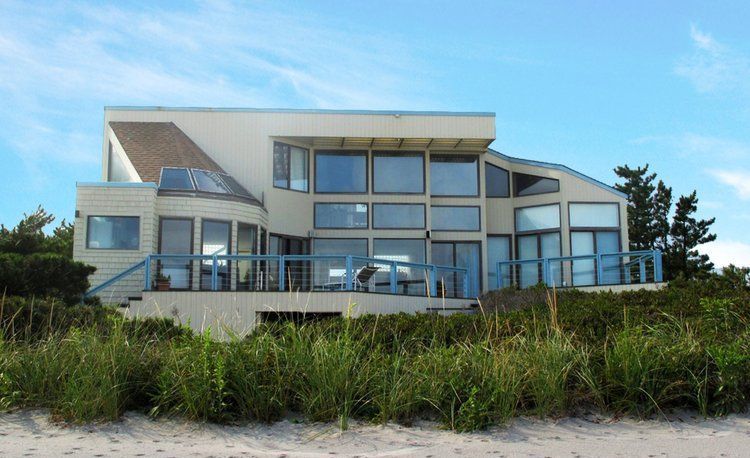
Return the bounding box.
[0,206,93,303]
[614,164,717,280]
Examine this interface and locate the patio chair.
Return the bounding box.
[354,265,380,291]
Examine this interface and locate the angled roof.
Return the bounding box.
[109,121,224,183]
[488,148,626,198]
[105,106,495,117]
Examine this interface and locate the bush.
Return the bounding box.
[0,253,96,304]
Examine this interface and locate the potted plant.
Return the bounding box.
[155,273,171,291]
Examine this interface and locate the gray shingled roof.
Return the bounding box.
[109,121,224,183]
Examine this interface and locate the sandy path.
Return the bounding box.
[0,410,748,457]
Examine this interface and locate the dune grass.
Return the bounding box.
[1,284,750,431]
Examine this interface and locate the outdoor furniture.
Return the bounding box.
[354,265,379,291]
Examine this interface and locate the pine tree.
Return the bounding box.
[652,180,672,253]
[667,191,717,278]
[613,164,656,251]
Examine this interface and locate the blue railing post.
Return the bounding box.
[595,253,604,286]
[429,265,437,296]
[390,262,398,294]
[496,261,502,289]
[653,250,663,282]
[278,256,285,291]
[144,255,151,291]
[345,256,353,291]
[462,270,469,298]
[639,256,647,283]
[211,255,219,291]
[542,259,551,286]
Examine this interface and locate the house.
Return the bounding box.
[74,107,661,334]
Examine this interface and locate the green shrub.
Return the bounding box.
[0,253,95,304]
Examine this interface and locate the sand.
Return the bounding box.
[1,410,748,457]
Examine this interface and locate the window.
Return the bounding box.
[515,204,560,232]
[432,241,482,297]
[159,218,193,289]
[315,151,367,193]
[159,168,194,190]
[517,232,562,288]
[192,169,231,194]
[200,220,231,290]
[430,155,479,196]
[273,142,309,192]
[373,239,426,295]
[315,203,368,229]
[107,142,131,182]
[485,163,510,197]
[431,206,480,231]
[569,203,619,228]
[236,223,257,291]
[373,153,424,193]
[312,239,368,291]
[571,231,621,286]
[513,172,559,196]
[487,236,511,288]
[373,204,425,229]
[86,216,140,250]
[313,238,368,256]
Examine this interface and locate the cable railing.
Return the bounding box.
[496,250,663,289]
[85,254,470,299]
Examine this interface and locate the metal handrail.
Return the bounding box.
[496,249,663,289]
[86,253,471,299]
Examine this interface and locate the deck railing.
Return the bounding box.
[85,254,470,299]
[496,250,663,289]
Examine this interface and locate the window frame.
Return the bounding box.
[513,203,562,235]
[313,202,370,229]
[484,162,511,198]
[371,151,426,194]
[158,167,196,191]
[372,203,426,229]
[430,205,482,232]
[429,154,481,197]
[157,217,195,291]
[372,238,427,264]
[314,150,369,194]
[85,215,141,251]
[273,141,310,193]
[512,172,560,197]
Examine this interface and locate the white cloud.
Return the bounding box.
[700,239,750,268]
[630,133,750,161]
[675,25,750,93]
[710,169,750,200]
[0,0,435,177]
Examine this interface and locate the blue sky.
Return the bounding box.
[1,0,749,266]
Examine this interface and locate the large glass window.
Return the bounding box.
[86,216,140,250]
[569,203,619,228]
[513,172,559,196]
[571,231,621,286]
[517,232,561,288]
[373,204,425,229]
[373,239,426,295]
[515,204,560,232]
[373,153,424,193]
[432,242,482,298]
[273,142,309,192]
[236,223,257,291]
[201,220,231,290]
[312,238,368,291]
[315,151,367,193]
[487,236,511,288]
[192,169,231,194]
[485,163,510,197]
[430,155,479,196]
[159,218,193,289]
[431,206,480,231]
[314,203,368,229]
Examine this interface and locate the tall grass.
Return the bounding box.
[1,287,750,430]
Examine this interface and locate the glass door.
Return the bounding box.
[432,241,481,298]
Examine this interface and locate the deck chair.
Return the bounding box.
[353,265,380,291]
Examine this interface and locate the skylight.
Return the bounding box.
[158,167,254,200]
